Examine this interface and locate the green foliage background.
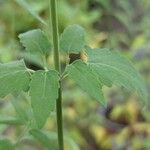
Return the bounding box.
[0,0,150,149]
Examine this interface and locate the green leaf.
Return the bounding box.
[29,70,59,128]
[15,0,47,26]
[0,117,23,125]
[67,47,147,105]
[30,129,79,150]
[19,29,51,56]
[11,97,29,124]
[86,47,148,101]
[66,60,105,106]
[60,25,85,54]
[0,60,30,97]
[21,52,44,68]
[97,0,111,10]
[29,129,58,150]
[66,137,80,150]
[0,139,14,150]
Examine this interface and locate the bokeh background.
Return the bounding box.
[0,0,150,149]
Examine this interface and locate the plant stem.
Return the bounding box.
[49,0,64,150]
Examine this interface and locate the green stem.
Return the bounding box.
[49,0,64,150]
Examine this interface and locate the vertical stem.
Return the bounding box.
[49,0,64,150]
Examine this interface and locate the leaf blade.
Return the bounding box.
[19,29,51,56]
[15,0,47,26]
[67,60,105,106]
[29,70,59,128]
[86,47,148,101]
[11,97,29,124]
[0,117,23,125]
[29,129,58,150]
[0,60,30,97]
[60,25,85,54]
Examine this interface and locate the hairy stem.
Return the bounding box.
[49,0,64,150]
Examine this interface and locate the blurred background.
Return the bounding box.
[0,0,150,149]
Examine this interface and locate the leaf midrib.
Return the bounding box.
[41,72,47,100]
